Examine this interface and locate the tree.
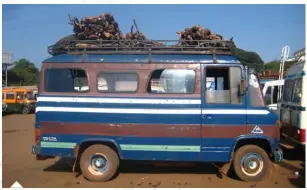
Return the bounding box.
[4,59,40,86]
[263,59,295,71]
[233,48,264,73]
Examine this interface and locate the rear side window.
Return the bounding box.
[147,69,196,94]
[44,68,89,92]
[97,72,139,93]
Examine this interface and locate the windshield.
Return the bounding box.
[249,73,265,107]
[25,92,35,100]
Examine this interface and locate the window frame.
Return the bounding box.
[205,66,243,105]
[96,71,140,93]
[146,69,197,94]
[44,67,90,93]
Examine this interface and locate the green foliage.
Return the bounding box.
[263,60,295,71]
[232,48,264,73]
[3,59,40,86]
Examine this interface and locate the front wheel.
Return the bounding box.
[233,145,270,182]
[80,144,119,182]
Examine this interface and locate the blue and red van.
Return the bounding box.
[32,40,283,182]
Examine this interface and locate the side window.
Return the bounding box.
[205,67,242,104]
[147,69,195,94]
[283,79,293,102]
[45,68,89,92]
[2,93,4,100]
[6,92,15,100]
[17,92,24,100]
[292,78,302,103]
[97,72,139,93]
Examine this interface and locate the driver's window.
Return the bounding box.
[205,66,242,104]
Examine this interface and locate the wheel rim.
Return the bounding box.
[240,153,264,177]
[87,153,109,176]
[22,107,29,114]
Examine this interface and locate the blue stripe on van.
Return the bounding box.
[286,71,306,79]
[36,112,201,125]
[35,111,273,125]
[36,102,201,109]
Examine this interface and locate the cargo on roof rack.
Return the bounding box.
[48,39,236,56]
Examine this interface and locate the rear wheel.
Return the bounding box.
[80,144,119,182]
[233,145,270,182]
[21,106,30,114]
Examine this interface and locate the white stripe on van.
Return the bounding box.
[37,97,201,105]
[35,107,270,115]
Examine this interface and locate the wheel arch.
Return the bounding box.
[76,138,123,160]
[232,135,274,158]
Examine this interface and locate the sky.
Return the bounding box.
[2,4,306,68]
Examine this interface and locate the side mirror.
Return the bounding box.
[240,79,246,96]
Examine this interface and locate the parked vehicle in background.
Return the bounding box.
[262,79,284,115]
[280,47,306,149]
[2,88,36,114]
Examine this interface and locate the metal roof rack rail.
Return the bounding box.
[47,39,236,56]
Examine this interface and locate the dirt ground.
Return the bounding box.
[2,114,306,188]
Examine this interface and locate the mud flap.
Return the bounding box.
[212,162,232,177]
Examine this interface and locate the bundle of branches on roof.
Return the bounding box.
[122,19,163,48]
[68,13,123,41]
[48,34,78,55]
[176,25,230,47]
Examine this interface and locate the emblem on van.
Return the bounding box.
[251,125,263,134]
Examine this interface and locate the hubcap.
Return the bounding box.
[88,153,109,176]
[240,153,264,177]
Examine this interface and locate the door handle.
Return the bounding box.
[202,114,212,119]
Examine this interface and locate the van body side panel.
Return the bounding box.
[36,62,203,161]
[36,96,202,161]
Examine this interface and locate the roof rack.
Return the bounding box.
[48,39,236,56]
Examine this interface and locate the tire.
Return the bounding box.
[80,144,119,182]
[233,145,270,182]
[22,107,30,114]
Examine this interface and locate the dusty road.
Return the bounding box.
[2,114,305,188]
